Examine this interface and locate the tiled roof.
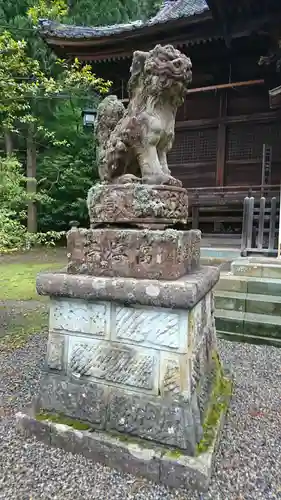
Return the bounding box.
[38,0,210,40]
[150,0,208,23]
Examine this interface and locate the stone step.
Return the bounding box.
[231,258,281,280]
[215,309,281,341]
[216,273,281,297]
[201,247,240,259]
[215,291,281,316]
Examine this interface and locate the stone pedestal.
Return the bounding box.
[87,183,189,228]
[16,182,231,493]
[67,227,200,279]
[34,269,219,455]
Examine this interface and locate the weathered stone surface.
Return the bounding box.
[106,390,196,453]
[215,275,248,294]
[49,298,188,353]
[87,184,189,228]
[68,338,158,393]
[67,227,200,280]
[38,373,108,428]
[114,305,185,351]
[50,298,110,337]
[36,266,220,310]
[160,353,185,397]
[16,411,51,445]
[46,333,65,371]
[190,327,216,396]
[232,258,281,280]
[160,452,210,492]
[16,395,230,493]
[188,292,214,351]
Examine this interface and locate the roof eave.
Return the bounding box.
[39,10,212,48]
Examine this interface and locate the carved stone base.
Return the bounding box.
[67,228,201,280]
[33,268,228,448]
[17,394,231,492]
[16,388,230,492]
[24,268,232,490]
[87,183,189,228]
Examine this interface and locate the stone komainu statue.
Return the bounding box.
[95,44,192,186]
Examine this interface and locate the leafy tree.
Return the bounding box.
[28,0,161,25]
[0,155,62,252]
[0,0,163,244]
[37,98,98,231]
[0,30,110,134]
[66,0,161,25]
[0,18,110,249]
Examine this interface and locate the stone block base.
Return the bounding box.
[67,228,200,280]
[30,265,232,487]
[16,384,231,493]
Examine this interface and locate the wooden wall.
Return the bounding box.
[169,84,281,189]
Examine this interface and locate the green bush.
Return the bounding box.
[0,156,64,253]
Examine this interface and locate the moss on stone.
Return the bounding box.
[166,449,184,459]
[36,411,91,431]
[196,352,232,455]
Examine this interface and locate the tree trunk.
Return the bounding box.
[4,130,13,155]
[26,124,37,233]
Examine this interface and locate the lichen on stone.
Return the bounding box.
[132,184,166,217]
[87,182,106,211]
[196,352,232,455]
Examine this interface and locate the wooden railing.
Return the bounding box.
[186,185,280,232]
[241,196,279,257]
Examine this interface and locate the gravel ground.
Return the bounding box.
[0,334,281,500]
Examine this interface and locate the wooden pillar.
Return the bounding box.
[216,90,227,186]
[214,90,227,232]
[26,123,37,233]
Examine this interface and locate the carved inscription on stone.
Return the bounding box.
[50,299,110,337]
[160,356,181,396]
[114,306,183,350]
[67,227,201,280]
[68,339,158,392]
[88,184,189,226]
[188,300,202,349]
[190,325,216,398]
[47,334,65,371]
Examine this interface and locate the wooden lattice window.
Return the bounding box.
[227,122,281,161]
[168,128,217,164]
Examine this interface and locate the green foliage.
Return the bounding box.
[0,156,64,252]
[0,0,163,241]
[28,0,68,23]
[36,98,98,231]
[0,29,110,135]
[66,0,161,25]
[0,155,27,207]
